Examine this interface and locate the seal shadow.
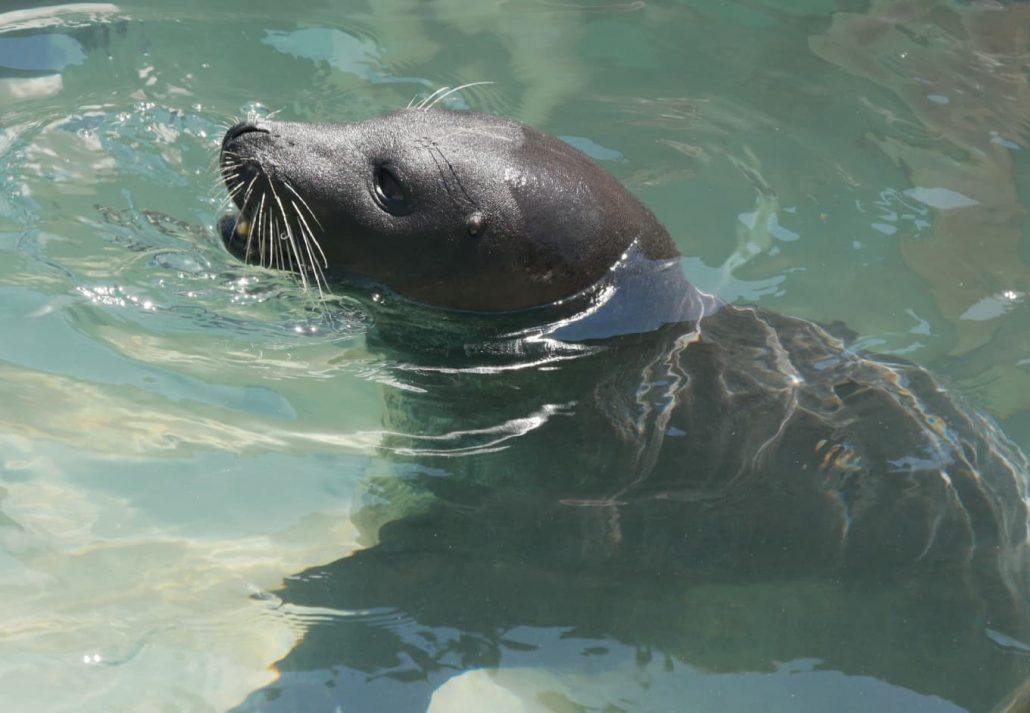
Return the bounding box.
[230,258,1030,713]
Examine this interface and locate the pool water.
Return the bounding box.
[0,2,1028,712]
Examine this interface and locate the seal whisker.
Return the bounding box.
[237,175,259,216]
[219,170,244,190]
[280,179,325,232]
[274,177,332,298]
[231,176,261,263]
[272,210,285,272]
[271,192,291,274]
[219,162,243,179]
[298,238,325,300]
[218,117,239,134]
[253,192,268,266]
[268,182,309,289]
[292,198,328,297]
[417,86,453,111]
[264,211,274,270]
[213,160,236,193]
[248,204,262,267]
[230,176,257,232]
[215,154,246,203]
[290,201,328,269]
[423,81,495,111]
[270,206,280,271]
[223,173,246,199]
[287,230,303,278]
[207,173,237,204]
[214,189,237,224]
[220,151,246,175]
[268,211,279,271]
[223,183,244,207]
[288,213,307,283]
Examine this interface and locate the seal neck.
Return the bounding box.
[361,240,720,365]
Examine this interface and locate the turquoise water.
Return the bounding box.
[1,1,1028,711]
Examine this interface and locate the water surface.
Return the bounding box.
[1,1,1028,712]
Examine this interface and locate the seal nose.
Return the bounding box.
[222,120,268,150]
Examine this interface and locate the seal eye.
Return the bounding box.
[374,164,408,213]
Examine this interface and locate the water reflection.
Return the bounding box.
[810,0,1030,349]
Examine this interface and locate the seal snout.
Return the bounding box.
[222,120,268,151]
[219,121,274,215]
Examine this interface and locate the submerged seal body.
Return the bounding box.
[219,109,1030,713]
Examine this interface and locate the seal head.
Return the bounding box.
[219,109,678,312]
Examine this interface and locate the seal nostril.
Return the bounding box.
[223,121,269,148]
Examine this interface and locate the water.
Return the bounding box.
[0,1,1028,711]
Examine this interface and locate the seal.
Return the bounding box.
[219,109,678,312]
[218,109,1030,713]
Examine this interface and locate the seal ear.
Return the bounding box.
[466,211,486,237]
